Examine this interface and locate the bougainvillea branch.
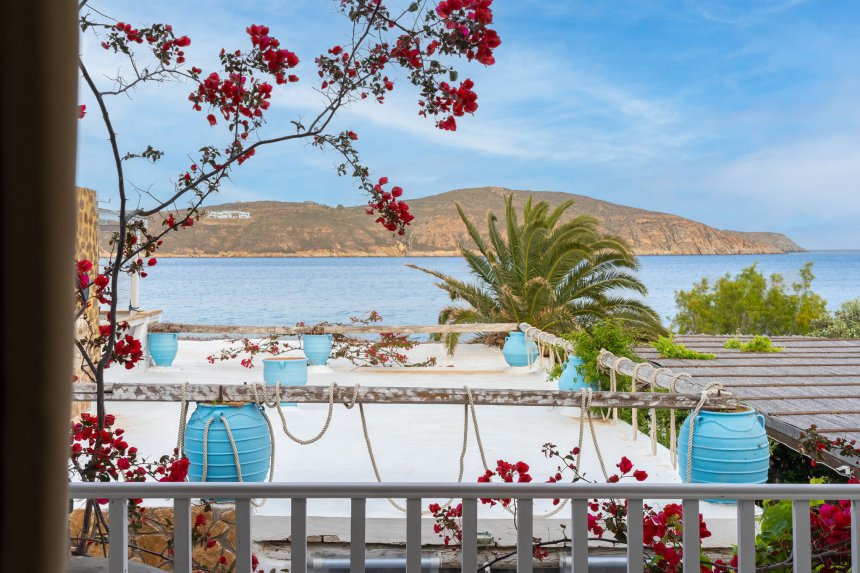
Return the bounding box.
[208,311,438,368]
[428,446,724,572]
[74,0,501,437]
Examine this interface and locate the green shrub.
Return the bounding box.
[652,335,715,359]
[811,298,860,338]
[724,335,783,353]
[549,320,685,448]
[673,263,828,335]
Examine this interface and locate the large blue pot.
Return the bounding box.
[558,356,590,391]
[148,332,178,367]
[263,357,308,407]
[184,403,271,482]
[502,331,538,367]
[678,408,769,502]
[303,334,333,366]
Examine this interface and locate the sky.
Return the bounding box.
[77,0,860,249]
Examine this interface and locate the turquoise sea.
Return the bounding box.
[119,251,860,328]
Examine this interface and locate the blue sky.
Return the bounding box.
[77,1,860,249]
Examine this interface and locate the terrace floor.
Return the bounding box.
[97,339,744,549]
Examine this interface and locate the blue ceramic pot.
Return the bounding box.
[502,331,538,367]
[263,356,308,407]
[148,332,178,367]
[184,403,271,482]
[558,356,590,391]
[303,334,333,366]
[677,408,769,503]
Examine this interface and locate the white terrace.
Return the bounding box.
[70,322,860,572]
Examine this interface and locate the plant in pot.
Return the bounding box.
[300,321,334,366]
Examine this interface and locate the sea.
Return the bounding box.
[117,251,860,329]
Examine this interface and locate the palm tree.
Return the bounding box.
[409,194,664,353]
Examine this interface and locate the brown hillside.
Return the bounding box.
[120,187,803,257]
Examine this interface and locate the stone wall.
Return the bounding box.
[69,503,240,570]
[72,187,100,418]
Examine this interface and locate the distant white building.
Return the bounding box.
[207,210,251,219]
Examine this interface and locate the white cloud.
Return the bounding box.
[685,0,811,24]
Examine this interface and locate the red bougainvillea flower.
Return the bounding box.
[78,105,87,119]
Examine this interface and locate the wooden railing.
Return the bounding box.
[70,381,736,408]
[67,481,860,573]
[149,322,519,335]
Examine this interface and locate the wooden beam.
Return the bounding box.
[765,421,859,474]
[70,382,738,409]
[149,322,518,335]
[596,350,703,393]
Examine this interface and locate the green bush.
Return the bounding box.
[724,335,784,353]
[550,320,685,448]
[673,263,828,335]
[652,335,715,359]
[811,298,860,338]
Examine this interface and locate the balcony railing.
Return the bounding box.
[68,482,860,573]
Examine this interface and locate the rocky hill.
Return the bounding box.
[134,187,803,257]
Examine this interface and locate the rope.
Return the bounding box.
[598,351,633,423]
[252,382,342,445]
[464,386,490,471]
[608,356,631,423]
[356,397,468,514]
[260,407,276,482]
[219,415,244,482]
[219,412,271,508]
[524,326,540,369]
[684,382,725,482]
[176,382,190,455]
[668,372,692,470]
[580,388,609,480]
[629,363,649,441]
[201,418,215,482]
[648,368,672,456]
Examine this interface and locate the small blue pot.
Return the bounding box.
[148,332,178,367]
[263,356,308,407]
[184,403,271,483]
[678,408,770,503]
[558,356,590,391]
[303,334,333,366]
[502,331,538,367]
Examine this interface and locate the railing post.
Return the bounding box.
[108,499,129,573]
[292,498,308,573]
[235,498,253,573]
[461,498,478,573]
[570,498,588,573]
[626,499,644,573]
[736,500,755,573]
[406,498,421,573]
[682,499,700,573]
[173,497,192,573]
[852,499,860,573]
[350,498,366,573]
[792,500,812,573]
[517,498,533,573]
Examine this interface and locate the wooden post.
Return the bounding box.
[2,1,79,571]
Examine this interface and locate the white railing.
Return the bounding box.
[68,482,860,573]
